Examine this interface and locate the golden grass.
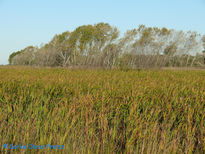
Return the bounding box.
[0,66,204,153]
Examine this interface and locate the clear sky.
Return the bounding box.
[0,0,205,65]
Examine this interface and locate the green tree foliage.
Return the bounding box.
[9,50,24,64]
[8,23,205,68]
[202,35,205,50]
[9,46,36,65]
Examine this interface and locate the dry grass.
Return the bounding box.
[161,67,205,71]
[0,66,204,153]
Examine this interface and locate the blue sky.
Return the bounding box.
[0,0,205,64]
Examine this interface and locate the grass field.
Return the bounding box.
[0,67,205,153]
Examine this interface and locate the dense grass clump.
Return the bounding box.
[0,67,205,153]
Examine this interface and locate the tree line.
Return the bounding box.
[9,23,205,69]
